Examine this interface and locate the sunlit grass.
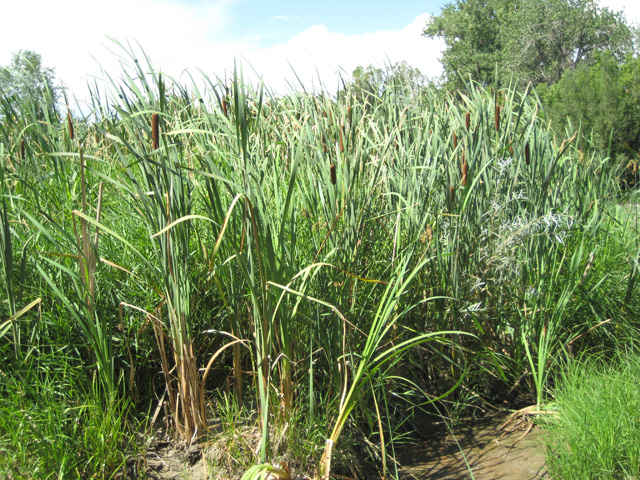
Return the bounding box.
[540,351,640,479]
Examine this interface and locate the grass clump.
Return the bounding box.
[541,351,640,479]
[0,365,129,479]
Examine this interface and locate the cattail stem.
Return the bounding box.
[152,113,159,150]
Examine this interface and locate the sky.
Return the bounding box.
[0,0,638,110]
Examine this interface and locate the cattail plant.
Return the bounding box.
[461,150,468,186]
[222,98,229,117]
[67,110,75,140]
[151,113,159,149]
[2,44,629,480]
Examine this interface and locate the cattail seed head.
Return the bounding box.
[450,186,455,203]
[525,142,530,166]
[465,112,471,131]
[67,111,74,140]
[330,164,337,185]
[339,125,344,153]
[461,151,468,186]
[152,113,159,150]
[509,142,514,156]
[222,98,228,117]
[453,132,458,149]
[495,104,500,131]
[20,139,25,160]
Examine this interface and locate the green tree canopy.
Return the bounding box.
[346,61,427,105]
[424,0,636,89]
[538,52,640,185]
[0,50,59,120]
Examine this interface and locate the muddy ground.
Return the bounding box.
[137,411,548,479]
[396,411,548,479]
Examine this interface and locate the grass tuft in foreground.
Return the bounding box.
[540,350,640,480]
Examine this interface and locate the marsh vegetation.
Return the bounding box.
[0,43,639,479]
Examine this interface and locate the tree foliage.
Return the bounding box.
[538,53,640,185]
[0,50,59,121]
[424,0,511,88]
[424,0,636,89]
[345,61,428,106]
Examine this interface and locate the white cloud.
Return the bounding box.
[0,0,235,104]
[0,1,443,109]
[210,13,444,94]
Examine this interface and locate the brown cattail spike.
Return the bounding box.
[465,112,471,131]
[67,110,74,140]
[339,125,344,153]
[330,164,337,185]
[509,142,514,156]
[152,113,159,150]
[525,142,530,166]
[20,139,25,160]
[495,104,500,131]
[461,150,468,186]
[222,98,228,117]
[450,186,455,203]
[347,106,352,124]
[453,132,457,149]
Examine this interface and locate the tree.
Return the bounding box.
[347,61,427,104]
[424,0,512,88]
[0,50,59,121]
[538,53,640,185]
[424,0,636,89]
[503,0,635,85]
